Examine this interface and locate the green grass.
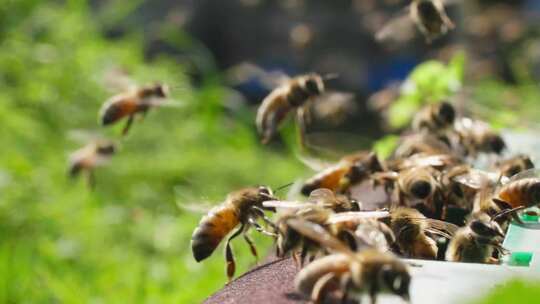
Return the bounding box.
[0,1,304,303]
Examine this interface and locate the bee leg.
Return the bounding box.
[225,224,244,282]
[243,233,258,262]
[369,284,378,304]
[296,105,309,148]
[122,115,135,136]
[292,252,301,268]
[249,218,277,237]
[252,207,278,233]
[311,272,335,304]
[339,273,352,304]
[300,242,309,266]
[86,170,96,190]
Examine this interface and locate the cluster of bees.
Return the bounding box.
[64,2,534,302]
[191,73,540,303]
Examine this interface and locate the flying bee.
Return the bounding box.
[494,154,534,178]
[256,73,338,144]
[446,212,508,264]
[190,186,277,282]
[68,139,116,188]
[288,219,411,304]
[411,101,456,134]
[388,207,458,260]
[301,151,384,196]
[376,0,456,44]
[453,117,506,156]
[99,83,170,135]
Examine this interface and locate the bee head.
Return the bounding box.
[154,84,169,98]
[257,185,276,202]
[304,75,324,96]
[438,102,456,125]
[470,219,504,238]
[409,180,432,199]
[95,142,116,155]
[381,263,411,302]
[530,182,540,204]
[486,134,506,154]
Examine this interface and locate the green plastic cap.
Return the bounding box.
[508,252,533,267]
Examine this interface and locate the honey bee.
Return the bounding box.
[442,166,502,211]
[453,117,506,156]
[387,152,459,172]
[389,207,458,260]
[446,213,507,264]
[494,154,534,178]
[412,101,456,134]
[301,152,384,196]
[99,83,169,135]
[190,186,277,282]
[393,133,453,159]
[68,139,116,188]
[491,169,540,222]
[289,219,411,304]
[383,166,445,218]
[256,73,336,144]
[376,0,456,44]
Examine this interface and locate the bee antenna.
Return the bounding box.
[322,73,339,81]
[491,206,526,222]
[275,182,294,193]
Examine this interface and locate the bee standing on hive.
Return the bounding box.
[190,186,277,282]
[68,139,116,189]
[389,207,458,259]
[376,0,456,44]
[288,219,411,304]
[256,73,336,144]
[99,83,170,136]
[446,213,508,264]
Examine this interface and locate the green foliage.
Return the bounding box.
[388,52,465,129]
[0,2,304,303]
[472,279,540,304]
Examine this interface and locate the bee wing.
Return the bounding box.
[422,219,460,239]
[308,188,337,204]
[309,92,357,126]
[325,211,391,225]
[375,11,417,44]
[295,152,334,171]
[403,154,455,169]
[286,218,354,255]
[262,200,314,210]
[102,67,138,93]
[509,168,540,182]
[354,223,390,251]
[302,132,372,159]
[224,61,290,89]
[175,200,217,214]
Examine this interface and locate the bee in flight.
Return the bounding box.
[256,72,340,144]
[288,218,411,304]
[99,83,170,136]
[376,0,457,44]
[190,186,277,282]
[68,139,116,189]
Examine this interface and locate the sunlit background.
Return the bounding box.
[1,0,540,303]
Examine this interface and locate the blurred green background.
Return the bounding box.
[1,1,540,303]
